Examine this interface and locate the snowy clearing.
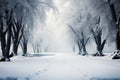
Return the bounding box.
[0,53,120,80]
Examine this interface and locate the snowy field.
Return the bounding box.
[0,53,120,80]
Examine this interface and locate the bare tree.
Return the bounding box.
[107,0,120,59]
[32,38,43,53]
[90,17,106,56]
[0,0,55,61]
[11,17,24,56]
[32,44,41,53]
[107,0,120,50]
[0,8,13,61]
[69,25,90,55]
[21,25,30,56]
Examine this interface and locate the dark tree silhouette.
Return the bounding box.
[0,0,55,61]
[21,26,30,56]
[90,17,106,56]
[108,0,120,50]
[69,25,90,55]
[107,0,120,59]
[0,9,13,61]
[11,17,24,55]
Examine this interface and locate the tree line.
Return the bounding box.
[69,0,120,58]
[0,0,54,61]
[0,0,120,61]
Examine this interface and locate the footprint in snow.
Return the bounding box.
[43,69,47,72]
[83,74,89,77]
[24,77,30,80]
[35,70,43,75]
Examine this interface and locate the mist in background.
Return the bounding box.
[26,0,120,53]
[0,0,119,54]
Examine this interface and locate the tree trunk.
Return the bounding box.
[0,17,6,58]
[0,18,12,61]
[108,0,120,50]
[109,3,117,22]
[22,42,27,56]
[23,43,27,55]
[116,25,120,50]
[77,41,82,54]
[12,43,19,55]
[5,24,12,59]
[1,33,6,58]
[82,45,87,55]
[93,39,105,56]
[100,39,106,53]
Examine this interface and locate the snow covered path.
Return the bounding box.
[0,53,120,80]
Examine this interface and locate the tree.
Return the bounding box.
[107,0,120,50]
[32,43,41,53]
[0,0,55,61]
[69,25,90,55]
[0,7,13,61]
[11,16,24,55]
[21,25,30,56]
[107,0,120,59]
[90,17,106,56]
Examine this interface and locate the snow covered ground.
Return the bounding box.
[0,53,120,80]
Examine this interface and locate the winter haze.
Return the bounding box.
[0,0,120,80]
[31,0,119,53]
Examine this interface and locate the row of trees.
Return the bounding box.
[69,16,106,56]
[0,0,55,61]
[0,0,119,61]
[69,0,120,57]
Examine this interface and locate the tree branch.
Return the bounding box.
[68,25,80,38]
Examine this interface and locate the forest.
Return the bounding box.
[0,0,120,61]
[0,0,120,80]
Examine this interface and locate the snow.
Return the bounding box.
[0,53,120,80]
